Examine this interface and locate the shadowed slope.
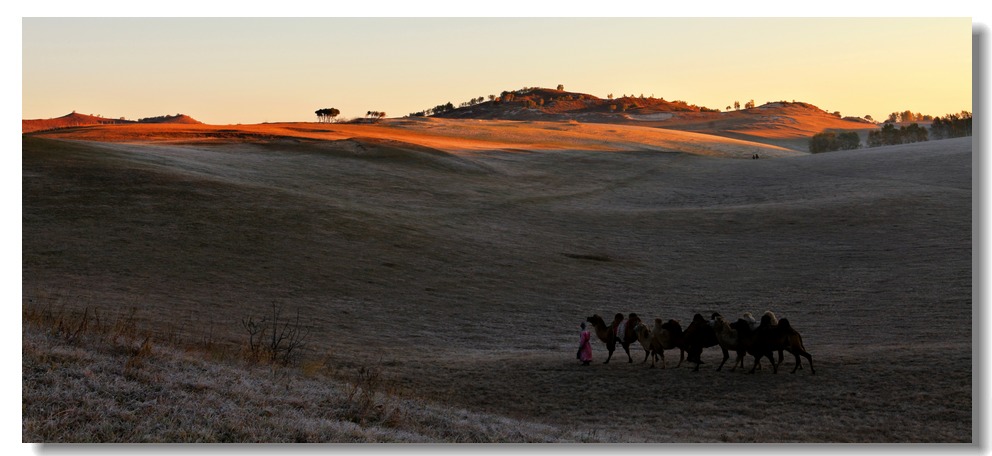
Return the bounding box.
[22,131,971,442]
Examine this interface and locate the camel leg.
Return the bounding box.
[676,349,684,368]
[733,349,745,371]
[717,347,729,371]
[791,349,814,375]
[641,349,650,364]
[749,354,761,374]
[623,343,633,363]
[690,348,703,372]
[768,352,779,374]
[789,349,804,370]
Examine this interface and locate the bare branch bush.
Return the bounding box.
[241,302,311,365]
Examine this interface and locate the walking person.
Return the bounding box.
[577,322,593,365]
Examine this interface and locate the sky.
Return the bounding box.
[21,17,975,125]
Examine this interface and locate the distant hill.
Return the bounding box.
[415,88,879,150]
[419,87,719,122]
[135,114,202,124]
[22,112,202,133]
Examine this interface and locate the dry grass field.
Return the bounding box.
[22,120,973,442]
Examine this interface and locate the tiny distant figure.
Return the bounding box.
[577,322,593,365]
[755,153,760,159]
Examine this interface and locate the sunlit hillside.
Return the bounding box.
[28,118,798,159]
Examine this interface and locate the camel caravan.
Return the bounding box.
[584,311,814,375]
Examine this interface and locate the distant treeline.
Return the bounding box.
[410,102,455,117]
[809,112,972,153]
[866,123,928,148]
[929,113,973,140]
[808,131,861,153]
[137,113,188,123]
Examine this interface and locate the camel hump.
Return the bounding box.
[779,318,793,331]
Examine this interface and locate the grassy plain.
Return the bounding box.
[22,120,972,442]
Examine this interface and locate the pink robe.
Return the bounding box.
[578,330,593,362]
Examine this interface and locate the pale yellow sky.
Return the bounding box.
[21,17,973,124]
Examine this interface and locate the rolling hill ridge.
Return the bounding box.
[22,112,202,134]
[416,87,881,149]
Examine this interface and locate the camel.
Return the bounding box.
[770,318,814,374]
[619,312,643,356]
[632,322,659,364]
[585,313,639,364]
[711,313,747,371]
[736,311,790,369]
[585,314,618,363]
[648,318,685,369]
[682,313,719,371]
[738,315,815,375]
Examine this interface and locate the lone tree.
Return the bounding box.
[315,108,340,123]
[557,84,564,91]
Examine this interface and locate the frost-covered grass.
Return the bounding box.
[22,309,612,443]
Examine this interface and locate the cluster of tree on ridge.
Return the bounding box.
[136,113,197,123]
[365,111,387,121]
[880,109,971,125]
[885,110,934,123]
[312,107,386,123]
[314,108,340,123]
[725,100,756,111]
